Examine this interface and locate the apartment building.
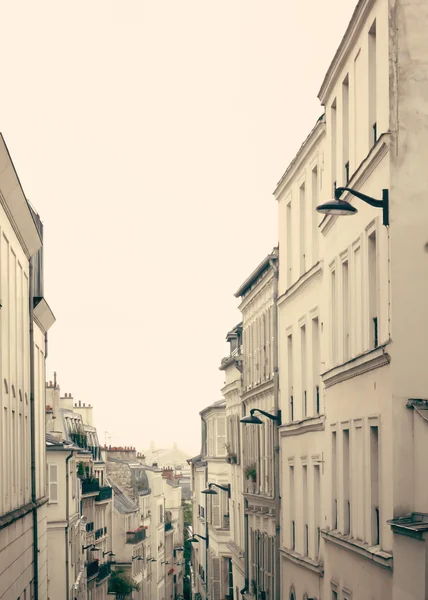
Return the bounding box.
[189,400,232,600]
[161,470,185,600]
[0,135,55,600]
[273,0,428,597]
[235,251,278,600]
[274,118,326,600]
[219,325,245,599]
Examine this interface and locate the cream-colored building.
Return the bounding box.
[273,0,428,598]
[219,325,245,600]
[0,135,55,600]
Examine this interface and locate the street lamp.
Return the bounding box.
[82,544,99,552]
[188,534,207,543]
[148,558,156,562]
[201,483,231,498]
[240,408,282,426]
[161,561,170,565]
[132,556,144,561]
[316,186,389,226]
[103,551,115,558]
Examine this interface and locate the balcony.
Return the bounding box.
[86,559,99,580]
[97,562,111,582]
[126,526,146,544]
[82,478,100,495]
[96,486,113,502]
[165,521,173,533]
[86,521,94,533]
[95,527,107,540]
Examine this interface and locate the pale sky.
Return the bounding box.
[0,0,356,455]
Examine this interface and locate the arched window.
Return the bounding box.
[289,585,296,600]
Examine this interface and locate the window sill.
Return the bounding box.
[321,529,393,570]
[322,344,390,389]
[279,414,325,437]
[279,546,324,575]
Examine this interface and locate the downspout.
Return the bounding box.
[240,405,249,598]
[29,257,39,600]
[200,413,209,600]
[269,252,281,600]
[65,451,73,600]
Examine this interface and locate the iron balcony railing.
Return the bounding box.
[165,521,173,533]
[96,486,113,502]
[82,478,100,495]
[86,559,99,580]
[86,521,94,533]
[97,562,111,582]
[126,526,146,544]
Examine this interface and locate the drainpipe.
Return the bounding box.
[29,257,39,600]
[240,402,249,599]
[65,451,73,599]
[269,251,281,600]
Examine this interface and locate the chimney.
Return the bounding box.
[54,371,57,388]
[79,400,81,407]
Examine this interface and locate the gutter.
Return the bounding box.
[269,253,281,600]
[29,257,39,600]
[65,451,74,599]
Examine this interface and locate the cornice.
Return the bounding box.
[318,0,376,104]
[278,261,323,308]
[238,270,274,313]
[279,546,324,576]
[279,415,325,437]
[241,379,274,403]
[322,529,393,570]
[322,344,390,389]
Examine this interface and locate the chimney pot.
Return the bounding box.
[83,403,85,407]
[79,400,81,407]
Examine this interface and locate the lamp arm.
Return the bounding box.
[252,409,280,423]
[335,187,382,208]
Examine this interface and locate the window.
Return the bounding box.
[48,464,58,503]
[369,20,377,145]
[314,464,321,558]
[289,465,295,550]
[287,333,294,422]
[286,200,293,287]
[332,431,337,529]
[217,417,226,456]
[342,259,350,361]
[353,244,363,355]
[311,316,320,414]
[343,429,350,535]
[301,324,307,417]
[370,424,380,545]
[368,229,378,349]
[299,182,306,275]
[302,465,308,555]
[342,75,350,183]
[331,265,337,364]
[311,168,319,268]
[330,99,337,193]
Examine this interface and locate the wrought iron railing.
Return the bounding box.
[126,527,146,544]
[97,562,111,581]
[96,486,113,501]
[82,478,100,495]
[86,559,99,580]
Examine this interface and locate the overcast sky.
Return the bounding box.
[0,0,356,455]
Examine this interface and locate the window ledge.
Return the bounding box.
[279,415,325,437]
[227,540,245,559]
[322,344,390,389]
[279,546,324,575]
[321,529,393,570]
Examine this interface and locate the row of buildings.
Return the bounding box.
[189,0,428,599]
[0,133,186,600]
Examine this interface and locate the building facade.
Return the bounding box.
[0,135,55,600]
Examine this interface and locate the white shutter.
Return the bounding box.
[48,464,58,503]
[208,420,214,457]
[212,491,220,527]
[217,417,226,456]
[212,557,221,600]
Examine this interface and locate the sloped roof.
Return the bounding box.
[111,482,138,514]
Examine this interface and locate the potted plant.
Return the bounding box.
[225,442,238,464]
[244,463,257,482]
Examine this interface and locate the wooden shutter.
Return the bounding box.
[48,464,58,503]
[217,417,226,456]
[207,419,214,457]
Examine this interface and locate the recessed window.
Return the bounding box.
[12,385,16,398]
[4,379,8,394]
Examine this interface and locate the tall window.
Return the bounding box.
[370,425,380,545]
[302,464,308,556]
[299,182,306,275]
[354,49,364,165]
[314,464,321,558]
[368,230,378,349]
[289,465,295,550]
[311,166,319,264]
[369,20,377,145]
[355,423,364,540]
[287,334,294,422]
[286,200,293,287]
[301,324,307,417]
[332,431,337,529]
[48,464,58,504]
[342,259,350,361]
[353,245,363,355]
[343,429,350,535]
[331,266,337,365]
[342,75,350,183]
[331,100,337,192]
[312,316,320,414]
